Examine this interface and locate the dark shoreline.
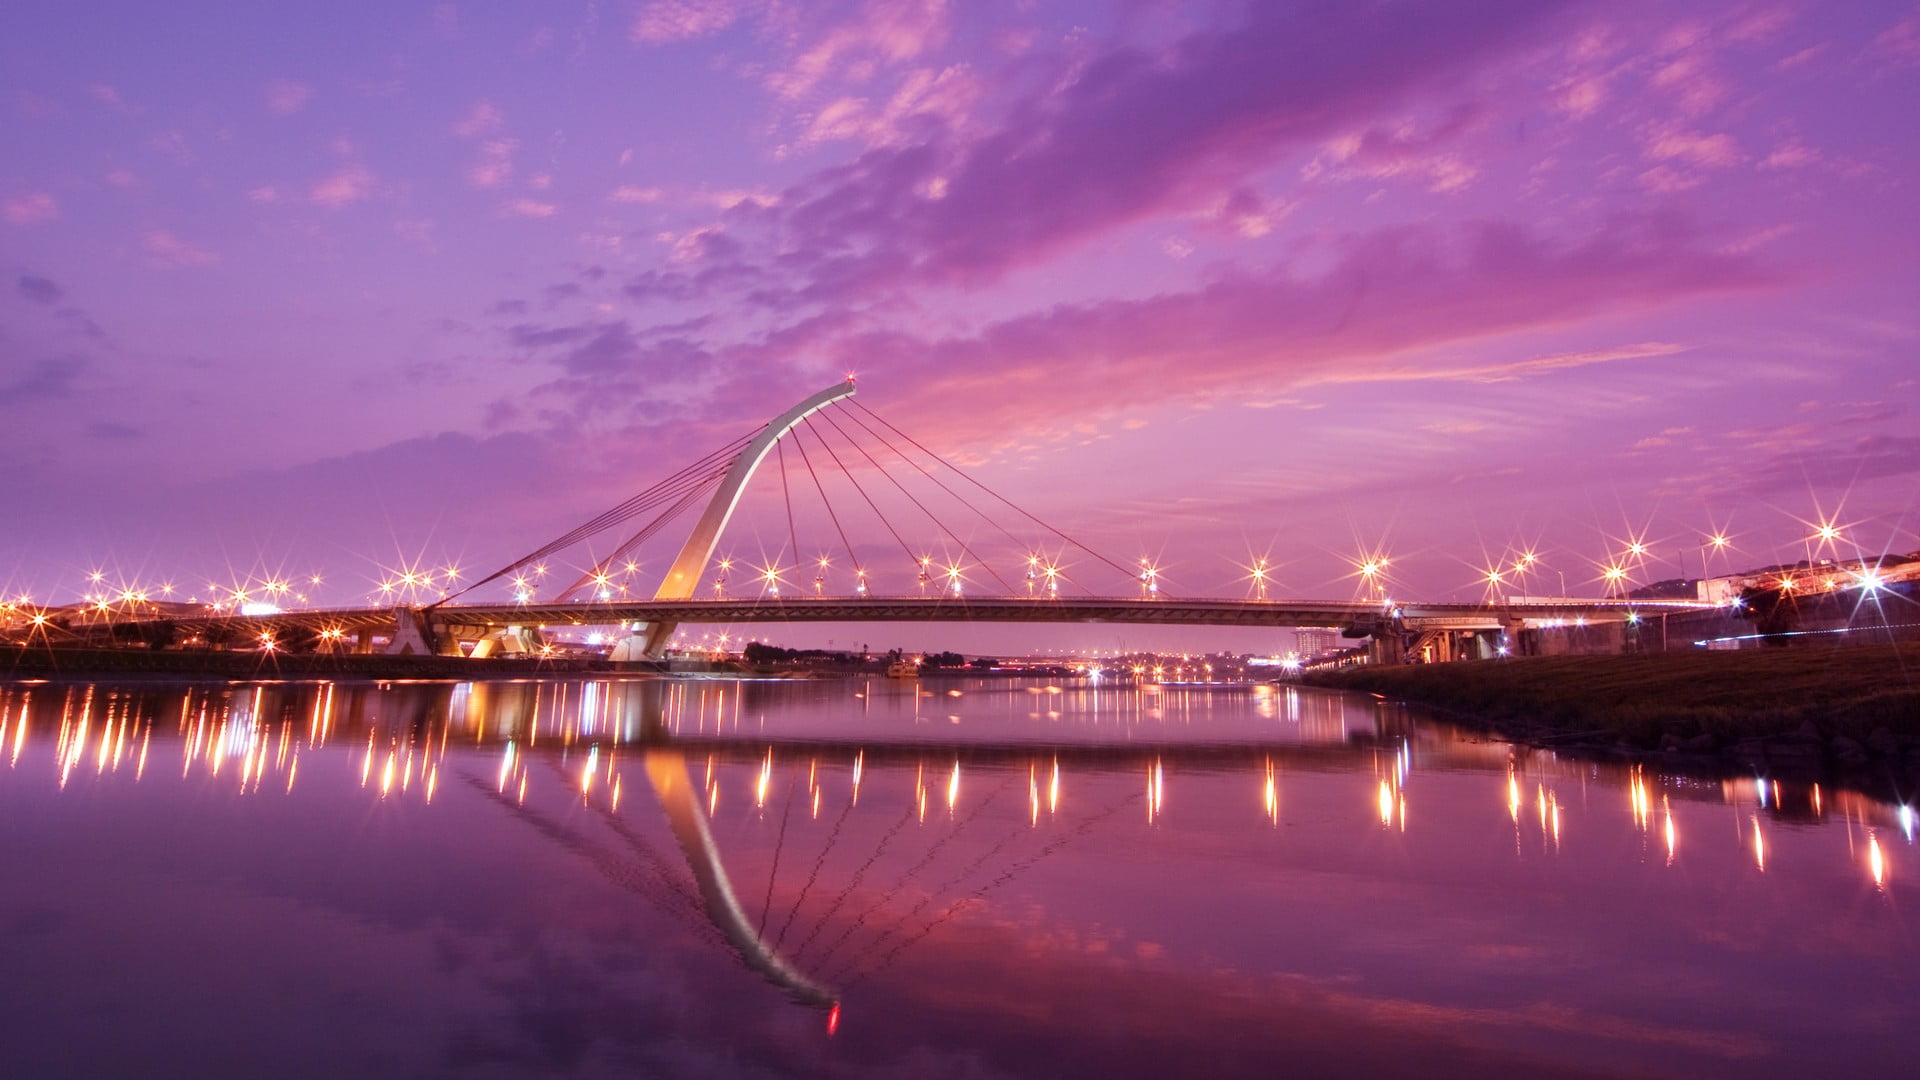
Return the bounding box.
[1304,643,1920,785]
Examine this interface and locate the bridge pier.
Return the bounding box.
[384,607,462,657]
[468,624,545,659]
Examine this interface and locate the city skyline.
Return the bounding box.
[4,1,1917,640]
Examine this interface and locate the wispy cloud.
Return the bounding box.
[142,229,220,268]
[3,192,59,225]
[311,165,374,208]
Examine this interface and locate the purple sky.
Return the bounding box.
[4,1,1919,634]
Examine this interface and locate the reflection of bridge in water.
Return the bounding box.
[5,676,1895,1013]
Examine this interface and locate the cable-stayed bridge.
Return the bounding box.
[58,379,1707,662]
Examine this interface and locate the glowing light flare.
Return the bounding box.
[1507,770,1521,823]
[756,749,772,809]
[946,759,961,813]
[1049,757,1060,815]
[1869,833,1887,887]
[1377,780,1394,826]
[1752,814,1766,872]
[1146,758,1165,823]
[1662,796,1677,865]
[1262,759,1278,826]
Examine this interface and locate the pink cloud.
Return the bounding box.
[1649,53,1727,116]
[1303,107,1486,193]
[468,139,517,188]
[529,215,1776,450]
[760,1,1584,298]
[1874,16,1920,61]
[3,192,59,225]
[1761,138,1819,170]
[631,0,748,44]
[87,83,123,108]
[797,64,982,149]
[610,185,665,203]
[504,198,556,218]
[142,229,219,268]
[265,79,314,115]
[766,0,952,100]
[310,164,374,208]
[1643,126,1743,168]
[247,185,280,203]
[452,100,504,138]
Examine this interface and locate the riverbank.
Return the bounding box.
[1304,642,1920,768]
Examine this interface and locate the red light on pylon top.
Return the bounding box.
[845,371,858,384]
[826,1002,841,1036]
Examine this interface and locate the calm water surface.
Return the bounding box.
[0,675,1914,1078]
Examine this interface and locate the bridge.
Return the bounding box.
[37,379,1711,664]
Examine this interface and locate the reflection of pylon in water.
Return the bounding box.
[481,677,1125,1015]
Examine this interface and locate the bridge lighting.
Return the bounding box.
[854,568,868,595]
[945,564,964,596]
[88,570,105,585]
[533,563,548,577]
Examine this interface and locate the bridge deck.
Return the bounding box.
[127,594,1708,637]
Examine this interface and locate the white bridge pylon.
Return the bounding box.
[634,379,857,657]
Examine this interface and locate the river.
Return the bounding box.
[0,675,1912,1077]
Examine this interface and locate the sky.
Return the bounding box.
[3,0,1918,650]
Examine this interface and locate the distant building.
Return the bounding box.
[1294,628,1338,659]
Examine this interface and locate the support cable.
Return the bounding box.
[833,403,1069,593]
[553,474,724,601]
[800,416,921,585]
[790,425,863,583]
[816,406,1016,596]
[777,440,800,579]
[848,400,1145,591]
[438,432,753,606]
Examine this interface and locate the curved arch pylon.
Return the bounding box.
[637,379,856,656]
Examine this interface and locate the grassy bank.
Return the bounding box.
[1304,643,1920,754]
